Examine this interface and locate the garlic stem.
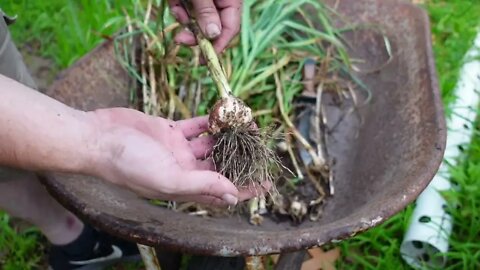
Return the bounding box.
[197,38,232,99]
[183,15,232,99]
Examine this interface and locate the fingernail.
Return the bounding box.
[206,23,220,39]
[222,194,238,205]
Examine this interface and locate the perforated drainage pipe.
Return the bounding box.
[401,31,480,269]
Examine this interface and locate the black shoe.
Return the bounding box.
[48,225,141,270]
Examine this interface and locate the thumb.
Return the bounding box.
[191,0,222,39]
[177,170,239,205]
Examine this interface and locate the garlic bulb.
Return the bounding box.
[209,96,253,134]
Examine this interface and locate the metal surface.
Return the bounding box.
[40,0,446,257]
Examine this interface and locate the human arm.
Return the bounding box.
[0,74,245,206]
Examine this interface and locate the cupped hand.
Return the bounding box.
[168,0,242,53]
[89,108,257,206]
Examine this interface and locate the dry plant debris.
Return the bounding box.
[114,0,377,226]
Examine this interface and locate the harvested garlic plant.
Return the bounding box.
[185,9,281,192]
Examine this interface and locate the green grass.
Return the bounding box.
[2,0,132,68]
[0,0,479,269]
[430,0,480,108]
[0,215,43,269]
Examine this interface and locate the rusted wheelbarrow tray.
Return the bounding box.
[40,0,445,257]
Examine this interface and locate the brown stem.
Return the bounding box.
[274,72,324,168]
[286,133,304,180]
[137,244,162,270]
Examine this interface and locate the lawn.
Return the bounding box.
[0,0,479,269]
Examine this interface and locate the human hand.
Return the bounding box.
[0,75,264,206]
[88,108,260,206]
[168,0,242,53]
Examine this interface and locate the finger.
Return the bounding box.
[174,170,239,205]
[176,194,228,207]
[238,189,256,202]
[176,116,209,138]
[174,29,197,46]
[189,136,215,158]
[260,181,272,192]
[191,0,222,39]
[237,181,272,202]
[196,159,215,171]
[212,0,242,53]
[168,0,189,24]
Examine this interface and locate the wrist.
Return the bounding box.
[78,111,113,179]
[0,75,114,177]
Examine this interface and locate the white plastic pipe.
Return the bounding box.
[401,31,480,268]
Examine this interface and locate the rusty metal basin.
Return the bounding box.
[40,0,445,256]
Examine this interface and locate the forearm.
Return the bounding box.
[0,74,101,174]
